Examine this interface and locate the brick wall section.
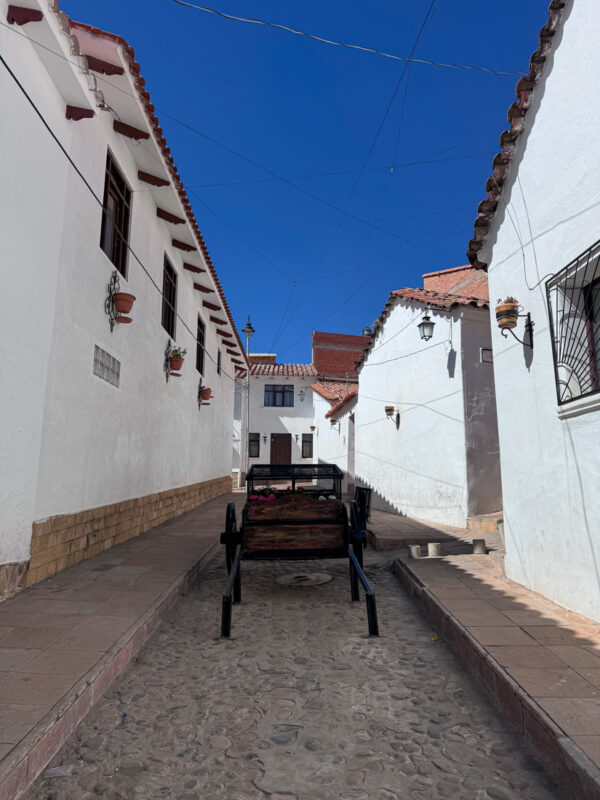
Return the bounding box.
[422,266,489,300]
[26,476,232,587]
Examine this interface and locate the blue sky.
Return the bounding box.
[63,0,548,362]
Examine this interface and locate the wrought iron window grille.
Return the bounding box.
[546,240,600,406]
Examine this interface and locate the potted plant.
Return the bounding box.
[385,405,395,417]
[200,386,213,400]
[495,297,520,329]
[169,347,187,372]
[114,292,136,315]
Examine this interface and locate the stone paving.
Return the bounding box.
[25,549,562,800]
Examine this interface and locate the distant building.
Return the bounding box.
[233,331,371,488]
[0,5,245,598]
[355,267,502,528]
[466,0,600,620]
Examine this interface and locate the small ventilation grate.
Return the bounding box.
[93,345,120,387]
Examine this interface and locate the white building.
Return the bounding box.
[246,358,319,468]
[0,2,246,597]
[355,267,502,528]
[466,0,600,620]
[313,387,358,494]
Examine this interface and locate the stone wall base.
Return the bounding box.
[0,562,28,602]
[24,476,232,589]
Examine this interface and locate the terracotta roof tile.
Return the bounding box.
[250,363,318,377]
[391,288,489,311]
[466,0,567,270]
[325,390,358,419]
[311,381,358,403]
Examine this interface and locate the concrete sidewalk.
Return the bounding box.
[367,508,600,800]
[0,492,240,799]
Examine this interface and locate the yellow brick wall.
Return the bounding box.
[26,476,232,587]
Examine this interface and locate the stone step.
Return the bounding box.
[466,511,503,534]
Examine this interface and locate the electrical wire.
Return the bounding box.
[169,0,527,77]
[0,52,243,383]
[0,20,407,245]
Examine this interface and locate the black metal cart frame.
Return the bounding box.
[220,464,378,638]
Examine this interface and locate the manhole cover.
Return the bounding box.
[276,572,333,587]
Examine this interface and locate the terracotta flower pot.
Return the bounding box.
[200,387,213,400]
[114,292,136,314]
[170,355,184,371]
[495,302,519,329]
[385,406,395,417]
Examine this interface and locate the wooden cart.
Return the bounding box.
[220,464,379,637]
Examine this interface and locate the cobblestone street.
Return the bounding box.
[26,551,561,800]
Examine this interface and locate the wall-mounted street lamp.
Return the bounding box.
[417,308,435,341]
[294,434,299,442]
[262,434,267,444]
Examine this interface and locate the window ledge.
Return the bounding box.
[558,392,600,420]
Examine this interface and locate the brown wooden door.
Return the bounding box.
[270,433,291,464]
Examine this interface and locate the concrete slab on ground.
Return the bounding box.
[0,492,241,799]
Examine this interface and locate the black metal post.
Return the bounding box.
[366,593,379,637]
[349,556,359,601]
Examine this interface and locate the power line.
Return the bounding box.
[188,188,295,282]
[337,0,436,328]
[0,51,243,383]
[169,0,527,77]
[0,20,406,245]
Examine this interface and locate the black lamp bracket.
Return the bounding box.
[501,312,534,349]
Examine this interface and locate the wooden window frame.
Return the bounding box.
[249,432,260,458]
[196,314,206,375]
[161,256,177,339]
[217,349,222,375]
[100,151,131,277]
[264,384,294,407]
[301,433,313,459]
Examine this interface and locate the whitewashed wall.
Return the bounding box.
[314,392,356,493]
[248,376,315,465]
[480,0,600,620]
[355,300,501,527]
[0,5,237,565]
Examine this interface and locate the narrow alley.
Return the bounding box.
[25,545,560,800]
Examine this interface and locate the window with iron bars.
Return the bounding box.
[546,239,600,405]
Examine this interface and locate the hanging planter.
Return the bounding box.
[114,292,136,315]
[495,297,520,330]
[200,386,213,401]
[169,347,187,373]
[385,405,395,417]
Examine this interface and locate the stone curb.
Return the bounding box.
[392,557,600,800]
[0,538,219,800]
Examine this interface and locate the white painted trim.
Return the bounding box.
[557,392,600,420]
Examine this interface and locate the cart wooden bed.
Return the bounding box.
[220,464,378,637]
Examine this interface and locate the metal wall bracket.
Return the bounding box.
[105,270,120,332]
[164,339,173,382]
[501,312,534,349]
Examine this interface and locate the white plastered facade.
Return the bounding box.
[479,0,600,620]
[0,2,241,564]
[355,300,501,528]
